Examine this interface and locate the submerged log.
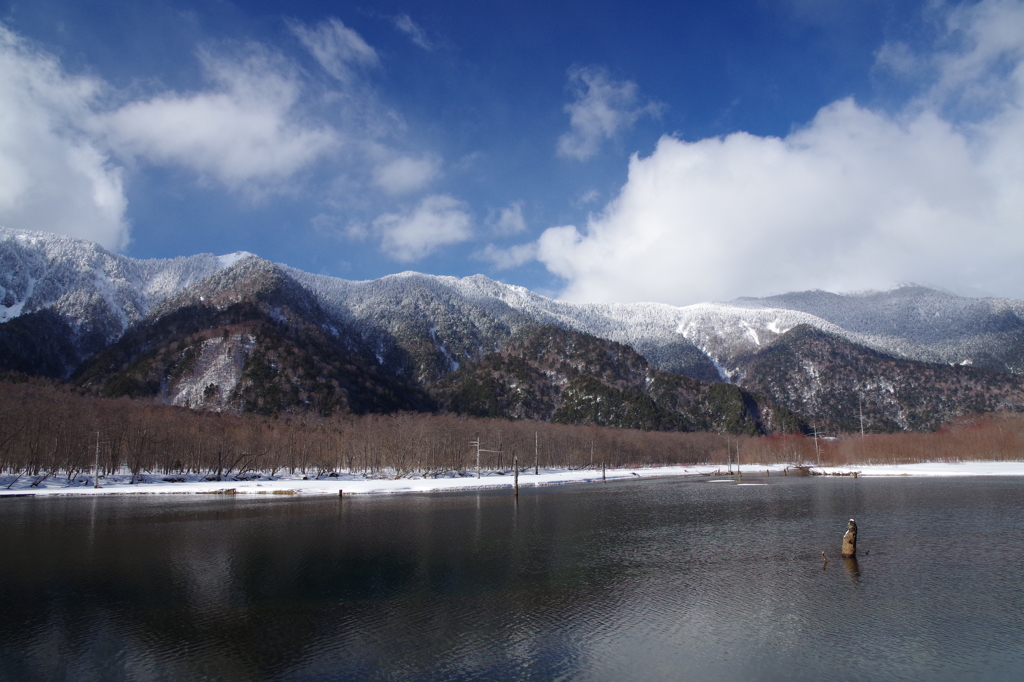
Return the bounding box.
[841,518,858,558]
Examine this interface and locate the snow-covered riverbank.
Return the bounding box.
[3,461,1024,498]
[819,461,1024,477]
[0,466,703,497]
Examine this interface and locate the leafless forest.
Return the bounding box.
[1,378,1022,480]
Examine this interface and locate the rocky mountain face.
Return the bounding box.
[5,227,1024,433]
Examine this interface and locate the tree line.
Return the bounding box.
[0,378,723,480]
[1,377,1021,482]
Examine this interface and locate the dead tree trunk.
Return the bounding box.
[841,518,858,558]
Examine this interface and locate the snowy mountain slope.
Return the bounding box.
[733,324,1024,432]
[5,227,1024,388]
[74,256,430,415]
[730,286,1024,373]
[0,228,249,373]
[288,270,537,384]
[290,269,723,381]
[734,286,1024,344]
[294,269,1020,383]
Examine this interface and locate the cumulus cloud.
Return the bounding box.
[0,25,129,250]
[556,66,662,161]
[289,17,378,82]
[394,15,433,50]
[538,0,1024,304]
[0,18,452,253]
[372,155,441,194]
[102,46,338,191]
[372,194,472,261]
[487,202,527,235]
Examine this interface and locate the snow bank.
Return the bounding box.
[3,462,1024,498]
[817,461,1024,477]
[0,466,717,498]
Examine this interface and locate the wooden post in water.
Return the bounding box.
[534,431,539,476]
[602,459,606,482]
[513,454,519,497]
[841,518,858,558]
[94,431,102,488]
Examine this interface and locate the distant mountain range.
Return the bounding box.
[4,226,1024,434]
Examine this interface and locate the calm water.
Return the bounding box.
[2,475,1023,681]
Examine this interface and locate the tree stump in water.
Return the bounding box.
[841,518,857,558]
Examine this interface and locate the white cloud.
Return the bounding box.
[478,242,538,270]
[289,18,378,82]
[394,15,433,50]
[487,202,527,235]
[102,47,338,191]
[537,0,1024,304]
[556,66,661,161]
[372,155,441,194]
[0,19,451,252]
[372,194,472,261]
[0,25,129,250]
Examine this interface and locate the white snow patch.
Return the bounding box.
[0,466,722,497]
[167,334,253,408]
[709,355,730,382]
[6,461,1024,498]
[0,274,35,323]
[818,461,1024,477]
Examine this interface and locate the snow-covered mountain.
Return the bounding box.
[290,268,1024,382]
[5,227,1024,381]
[0,227,250,366]
[5,227,1024,431]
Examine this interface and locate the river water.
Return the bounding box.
[1,475,1023,681]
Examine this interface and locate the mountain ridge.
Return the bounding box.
[5,227,1024,433]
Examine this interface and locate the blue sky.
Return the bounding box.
[3,0,1024,304]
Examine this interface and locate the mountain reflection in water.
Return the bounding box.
[1,476,1023,681]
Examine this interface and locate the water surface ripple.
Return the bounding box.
[1,476,1023,681]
